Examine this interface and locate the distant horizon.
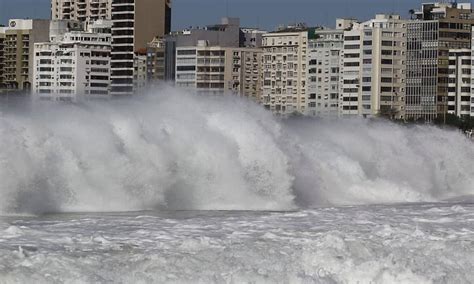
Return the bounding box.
[0,0,428,31]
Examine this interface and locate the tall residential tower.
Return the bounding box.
[406,2,474,121]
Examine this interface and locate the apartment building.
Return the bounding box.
[341,14,407,119]
[146,37,166,83]
[33,20,112,101]
[133,53,147,93]
[406,2,474,121]
[52,0,171,96]
[163,17,242,84]
[446,49,472,118]
[262,27,309,115]
[0,19,50,93]
[0,27,5,92]
[175,42,262,98]
[307,20,351,117]
[52,0,111,24]
[110,0,171,96]
[234,48,263,101]
[472,30,474,117]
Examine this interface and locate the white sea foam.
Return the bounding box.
[0,204,473,283]
[0,87,473,214]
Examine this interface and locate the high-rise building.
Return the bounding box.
[406,2,474,121]
[163,17,242,84]
[52,0,171,96]
[262,26,309,115]
[471,29,474,118]
[0,19,50,93]
[0,27,6,92]
[51,0,112,24]
[175,41,262,99]
[446,49,472,118]
[146,37,166,84]
[133,53,147,93]
[341,14,407,119]
[307,20,351,117]
[110,0,172,95]
[33,20,112,101]
[233,48,263,101]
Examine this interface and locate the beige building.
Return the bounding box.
[225,48,263,101]
[51,0,112,24]
[261,28,309,115]
[0,19,50,93]
[342,14,407,119]
[175,42,262,99]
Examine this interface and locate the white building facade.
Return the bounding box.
[447,49,472,118]
[307,27,345,116]
[262,29,308,115]
[33,23,111,101]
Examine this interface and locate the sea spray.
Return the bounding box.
[0,88,473,214]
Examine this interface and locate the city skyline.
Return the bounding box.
[2,0,426,30]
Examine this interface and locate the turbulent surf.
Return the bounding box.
[0,88,473,214]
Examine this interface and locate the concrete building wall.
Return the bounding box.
[262,30,309,115]
[110,0,171,96]
[175,44,262,99]
[307,28,344,117]
[1,19,50,92]
[407,2,474,121]
[0,27,5,91]
[342,15,406,119]
[52,0,112,23]
[447,49,471,118]
[33,29,111,101]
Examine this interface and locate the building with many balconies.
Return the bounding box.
[0,19,50,93]
[406,2,474,121]
[52,0,112,24]
[341,14,407,119]
[307,19,354,117]
[261,26,309,115]
[175,41,262,99]
[33,20,112,101]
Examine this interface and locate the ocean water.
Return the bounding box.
[1,90,473,283]
[1,203,473,283]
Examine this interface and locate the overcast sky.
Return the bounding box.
[1,0,429,30]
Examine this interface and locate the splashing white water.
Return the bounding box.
[0,88,473,214]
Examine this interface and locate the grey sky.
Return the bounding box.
[1,0,429,30]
